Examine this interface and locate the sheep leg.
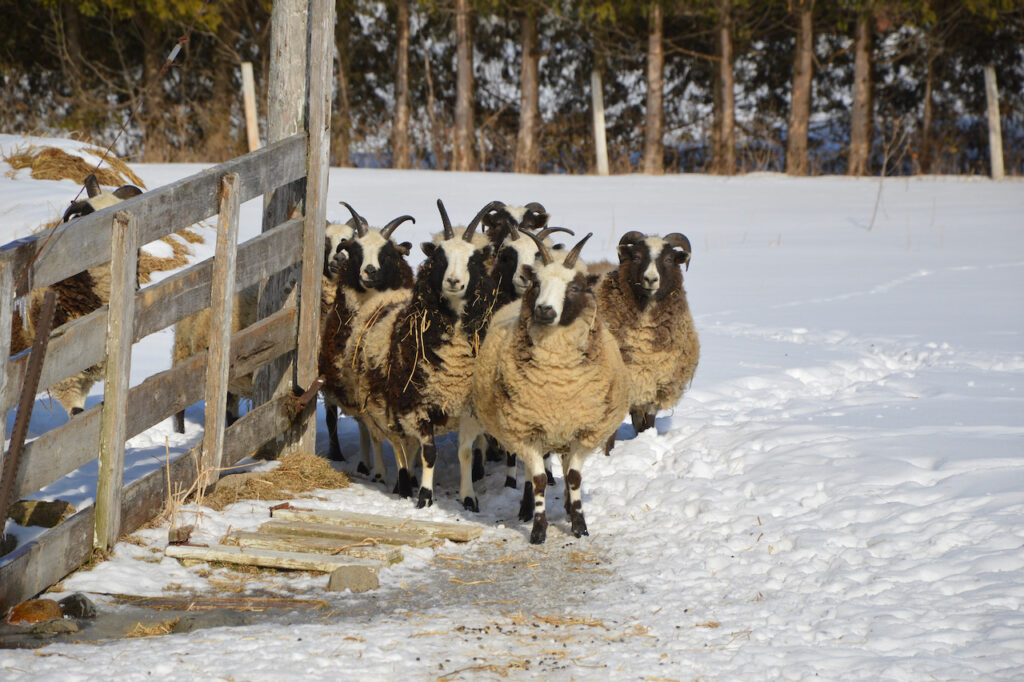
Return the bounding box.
[505,451,518,489]
[356,419,372,474]
[366,426,386,484]
[226,392,240,426]
[393,439,415,499]
[485,434,504,462]
[522,450,549,545]
[603,431,616,455]
[174,410,186,434]
[470,434,486,482]
[562,449,589,538]
[456,415,482,512]
[325,403,344,462]
[543,453,555,486]
[416,428,436,509]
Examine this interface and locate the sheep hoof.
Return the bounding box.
[395,469,414,498]
[545,470,555,486]
[529,515,548,545]
[472,452,485,482]
[462,496,479,513]
[518,482,534,523]
[416,488,433,509]
[328,447,346,463]
[372,473,385,484]
[356,462,370,476]
[570,513,589,538]
[504,476,517,489]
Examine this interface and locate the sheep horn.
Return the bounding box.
[563,233,593,269]
[381,215,415,240]
[537,226,574,241]
[619,230,646,246]
[520,228,553,266]
[525,201,547,216]
[84,174,102,198]
[338,201,368,236]
[436,199,455,240]
[465,200,506,242]
[664,232,692,270]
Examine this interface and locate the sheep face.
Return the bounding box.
[526,264,599,327]
[420,238,492,316]
[338,230,413,293]
[617,236,689,306]
[482,202,549,246]
[324,222,356,277]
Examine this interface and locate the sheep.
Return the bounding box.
[338,199,500,507]
[319,203,415,482]
[10,174,144,417]
[480,201,549,248]
[596,230,699,452]
[469,231,630,544]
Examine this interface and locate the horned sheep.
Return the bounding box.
[596,230,699,451]
[469,231,629,544]
[10,175,144,417]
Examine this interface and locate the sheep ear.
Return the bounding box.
[616,244,632,263]
[397,241,412,256]
[421,242,437,258]
[113,185,143,200]
[673,250,691,270]
[552,243,566,252]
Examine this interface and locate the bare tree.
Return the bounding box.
[514,6,541,174]
[332,1,353,167]
[393,0,411,169]
[847,6,873,176]
[711,0,736,174]
[453,0,477,171]
[642,2,665,174]
[785,0,814,176]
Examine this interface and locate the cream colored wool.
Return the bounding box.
[596,274,699,416]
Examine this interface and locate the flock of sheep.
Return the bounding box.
[28,179,699,545]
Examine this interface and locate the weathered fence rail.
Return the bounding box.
[0,129,325,612]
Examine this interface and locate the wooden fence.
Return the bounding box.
[0,131,328,612]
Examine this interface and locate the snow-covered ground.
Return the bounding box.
[1,134,1023,679]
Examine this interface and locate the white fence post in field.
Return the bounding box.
[241,62,261,153]
[983,65,1005,181]
[200,174,241,489]
[591,68,610,176]
[94,210,138,550]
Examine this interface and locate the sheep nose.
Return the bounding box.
[644,275,659,287]
[446,276,462,288]
[363,264,378,279]
[533,304,557,324]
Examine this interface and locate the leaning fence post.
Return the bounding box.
[94,210,138,550]
[200,174,241,490]
[0,262,12,471]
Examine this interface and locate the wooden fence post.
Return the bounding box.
[241,62,261,153]
[591,69,610,176]
[0,263,11,466]
[983,65,1005,181]
[94,210,138,550]
[293,0,334,453]
[200,174,241,489]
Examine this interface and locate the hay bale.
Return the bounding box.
[204,452,350,511]
[3,145,145,188]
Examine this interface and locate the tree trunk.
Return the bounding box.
[847,8,873,176]
[514,9,540,174]
[135,14,168,162]
[983,65,1005,180]
[332,2,352,167]
[919,49,936,174]
[711,0,735,174]
[785,0,814,176]
[60,2,84,79]
[591,68,610,176]
[642,3,665,174]
[424,50,446,170]
[393,0,411,169]
[453,0,477,171]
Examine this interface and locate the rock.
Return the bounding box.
[58,593,97,620]
[7,500,76,528]
[326,565,379,593]
[5,599,63,625]
[171,610,254,634]
[167,525,194,544]
[28,618,78,636]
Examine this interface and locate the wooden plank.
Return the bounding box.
[12,308,297,502]
[224,530,403,564]
[200,174,241,488]
[0,263,11,457]
[164,543,382,573]
[259,519,438,549]
[94,211,138,550]
[1,217,303,414]
[241,62,261,152]
[0,506,94,614]
[0,134,306,293]
[292,0,334,454]
[105,594,329,611]
[270,508,483,543]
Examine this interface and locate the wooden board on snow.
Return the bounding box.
[259,519,437,548]
[223,530,404,564]
[164,543,382,574]
[269,508,482,543]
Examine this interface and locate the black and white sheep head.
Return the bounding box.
[616,231,692,305]
[481,201,550,247]
[521,231,599,327]
[333,201,414,292]
[323,220,357,278]
[420,199,498,315]
[62,173,144,223]
[495,226,576,297]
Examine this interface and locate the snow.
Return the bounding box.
[2,133,1024,679]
